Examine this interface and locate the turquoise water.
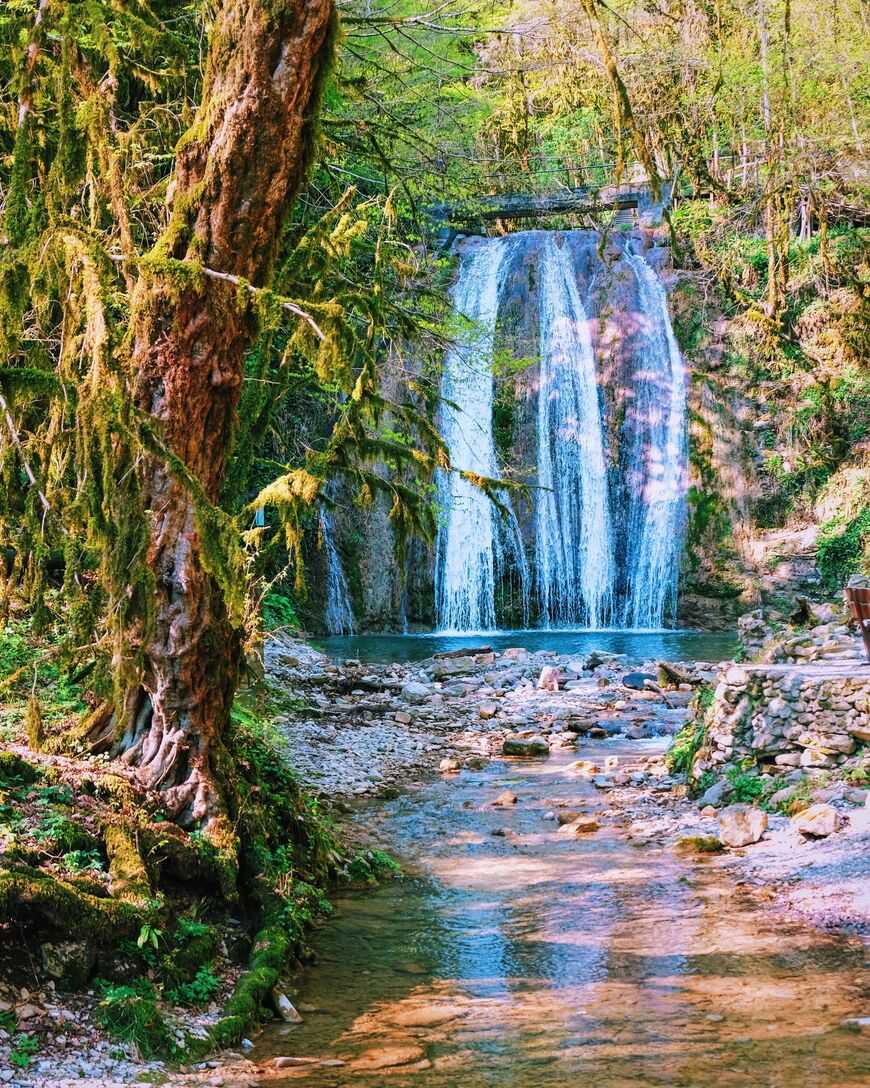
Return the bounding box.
[313,628,738,664]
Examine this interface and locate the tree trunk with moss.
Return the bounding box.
[92,0,334,839]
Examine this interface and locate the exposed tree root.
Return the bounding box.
[104,824,153,908]
[0,863,143,939]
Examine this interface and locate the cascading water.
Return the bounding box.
[535,237,614,627]
[434,238,530,632]
[431,229,687,634]
[319,506,355,636]
[619,247,688,627]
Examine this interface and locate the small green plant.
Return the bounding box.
[94,979,173,1058]
[137,923,162,950]
[817,507,870,586]
[262,591,300,632]
[0,1009,17,1032]
[725,766,765,803]
[166,964,221,1007]
[10,1033,40,1069]
[32,812,93,851]
[62,848,105,872]
[666,722,708,776]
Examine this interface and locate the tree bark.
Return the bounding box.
[99,0,334,837]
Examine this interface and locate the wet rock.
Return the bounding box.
[272,990,303,1023]
[792,803,840,838]
[718,804,767,847]
[622,672,657,691]
[493,790,518,806]
[351,1044,426,1071]
[537,666,562,691]
[389,1003,467,1028]
[439,757,461,773]
[502,734,549,757]
[557,815,599,835]
[556,810,582,825]
[272,1056,317,1068]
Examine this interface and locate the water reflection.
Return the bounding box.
[256,744,870,1086]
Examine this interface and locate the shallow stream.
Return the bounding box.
[256,740,870,1086]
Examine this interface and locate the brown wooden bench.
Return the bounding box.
[845,587,870,663]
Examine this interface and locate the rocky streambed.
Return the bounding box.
[265,636,708,801]
[159,635,870,1088]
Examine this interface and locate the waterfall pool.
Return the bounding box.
[313,628,738,664]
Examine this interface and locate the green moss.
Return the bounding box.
[675,835,724,854]
[206,924,290,1050]
[104,824,153,908]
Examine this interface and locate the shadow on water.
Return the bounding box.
[312,629,739,665]
[256,744,870,1087]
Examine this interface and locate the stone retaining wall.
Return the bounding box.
[694,664,870,775]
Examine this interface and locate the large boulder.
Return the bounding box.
[718,804,768,847]
[502,734,549,757]
[792,803,840,838]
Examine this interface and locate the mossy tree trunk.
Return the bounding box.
[96,0,334,838]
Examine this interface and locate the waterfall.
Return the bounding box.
[433,230,686,634]
[435,238,530,632]
[619,247,688,627]
[535,236,615,627]
[319,506,355,636]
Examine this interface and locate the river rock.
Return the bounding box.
[400,681,430,704]
[439,757,461,773]
[622,672,657,691]
[273,990,303,1023]
[718,804,767,847]
[493,790,518,806]
[351,1044,426,1071]
[558,814,599,835]
[394,710,412,725]
[502,734,549,757]
[478,700,498,720]
[502,647,529,661]
[537,666,562,691]
[698,778,731,809]
[565,659,587,677]
[792,803,840,838]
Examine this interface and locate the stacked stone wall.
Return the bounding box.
[695,664,870,775]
